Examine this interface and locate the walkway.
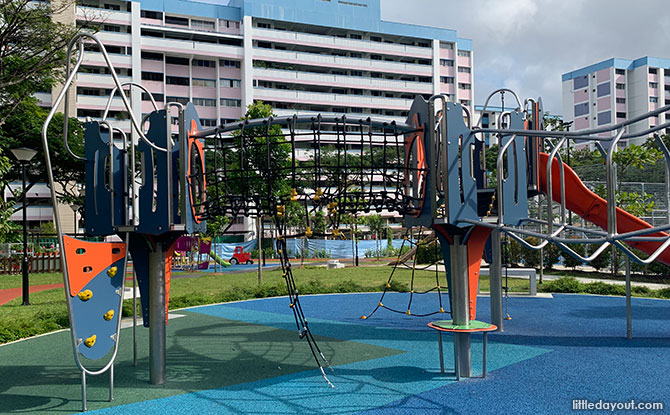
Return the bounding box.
[0,283,63,306]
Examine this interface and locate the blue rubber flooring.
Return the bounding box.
[90,293,670,414]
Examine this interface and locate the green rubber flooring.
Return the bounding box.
[0,310,399,414]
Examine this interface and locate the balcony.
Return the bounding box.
[140,36,243,59]
[273,109,402,125]
[76,72,132,88]
[253,48,432,76]
[75,6,131,25]
[253,28,432,58]
[253,68,432,94]
[95,31,132,46]
[82,51,132,68]
[254,88,413,110]
[76,94,128,110]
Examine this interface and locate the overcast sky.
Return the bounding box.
[381,0,670,115]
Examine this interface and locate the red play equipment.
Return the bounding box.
[230,246,253,265]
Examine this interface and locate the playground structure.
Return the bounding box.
[41,34,670,409]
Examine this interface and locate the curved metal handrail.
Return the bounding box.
[102,82,159,120]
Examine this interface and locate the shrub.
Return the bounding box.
[582,281,626,296]
[541,276,581,293]
[416,240,441,264]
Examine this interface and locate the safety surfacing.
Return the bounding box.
[1,292,669,414]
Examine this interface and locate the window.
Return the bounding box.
[166,76,189,86]
[141,10,162,19]
[165,15,188,26]
[200,118,217,127]
[220,78,241,88]
[193,59,215,67]
[370,54,382,60]
[616,83,625,90]
[650,97,659,103]
[597,111,611,125]
[574,102,589,117]
[458,66,471,73]
[191,19,215,30]
[349,34,362,40]
[616,98,626,104]
[649,68,658,74]
[192,78,216,88]
[440,59,453,66]
[104,3,120,10]
[440,42,453,49]
[650,82,659,88]
[458,83,471,90]
[103,25,120,32]
[141,51,163,61]
[193,98,216,107]
[142,92,164,101]
[440,76,454,84]
[596,83,610,97]
[350,52,362,58]
[615,68,626,75]
[350,70,363,77]
[573,76,588,89]
[79,88,102,96]
[166,56,189,66]
[370,36,382,42]
[220,98,241,107]
[616,112,626,118]
[141,71,163,81]
[370,72,382,78]
[460,100,471,106]
[166,96,189,104]
[457,50,470,57]
[257,22,271,29]
[220,59,240,68]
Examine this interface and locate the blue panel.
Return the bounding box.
[70,257,125,360]
[573,75,588,90]
[597,82,610,97]
[140,0,242,20]
[444,102,477,227]
[562,58,632,82]
[129,234,151,327]
[574,102,589,117]
[137,111,173,235]
[84,122,125,236]
[500,112,528,226]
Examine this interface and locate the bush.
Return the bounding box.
[540,276,581,293]
[416,240,441,264]
[582,281,626,296]
[656,287,670,298]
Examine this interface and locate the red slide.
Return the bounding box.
[538,153,670,266]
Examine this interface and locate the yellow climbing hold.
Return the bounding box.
[78,290,93,301]
[406,310,411,315]
[440,307,445,313]
[290,188,298,201]
[313,187,323,201]
[107,266,118,278]
[276,205,286,217]
[305,227,313,238]
[360,315,367,320]
[332,229,340,237]
[84,335,96,348]
[289,303,294,308]
[103,310,115,321]
[378,302,383,307]
[386,283,391,288]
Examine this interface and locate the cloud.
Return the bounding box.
[381,0,669,114]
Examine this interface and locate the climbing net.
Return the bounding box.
[194,115,424,385]
[361,226,450,319]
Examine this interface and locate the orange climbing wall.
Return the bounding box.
[63,235,127,296]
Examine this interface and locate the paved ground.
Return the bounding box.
[1,292,669,414]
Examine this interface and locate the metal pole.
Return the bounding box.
[450,235,471,378]
[483,332,488,378]
[132,269,138,367]
[539,248,544,284]
[490,229,504,331]
[438,331,444,373]
[149,242,166,385]
[81,371,87,412]
[109,363,114,401]
[625,256,632,339]
[257,215,262,285]
[21,163,30,306]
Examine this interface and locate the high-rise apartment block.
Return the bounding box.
[40,0,474,131]
[562,57,670,145]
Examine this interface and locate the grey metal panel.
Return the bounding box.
[445,102,478,226]
[501,111,528,225]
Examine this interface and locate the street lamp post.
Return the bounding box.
[10,147,38,306]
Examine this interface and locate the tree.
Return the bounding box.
[365,214,385,258]
[0,0,82,125]
[0,99,85,207]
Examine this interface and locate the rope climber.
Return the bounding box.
[361,227,450,319]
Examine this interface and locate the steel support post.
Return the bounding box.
[449,235,471,378]
[149,243,166,385]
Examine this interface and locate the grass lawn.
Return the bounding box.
[0,265,530,344]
